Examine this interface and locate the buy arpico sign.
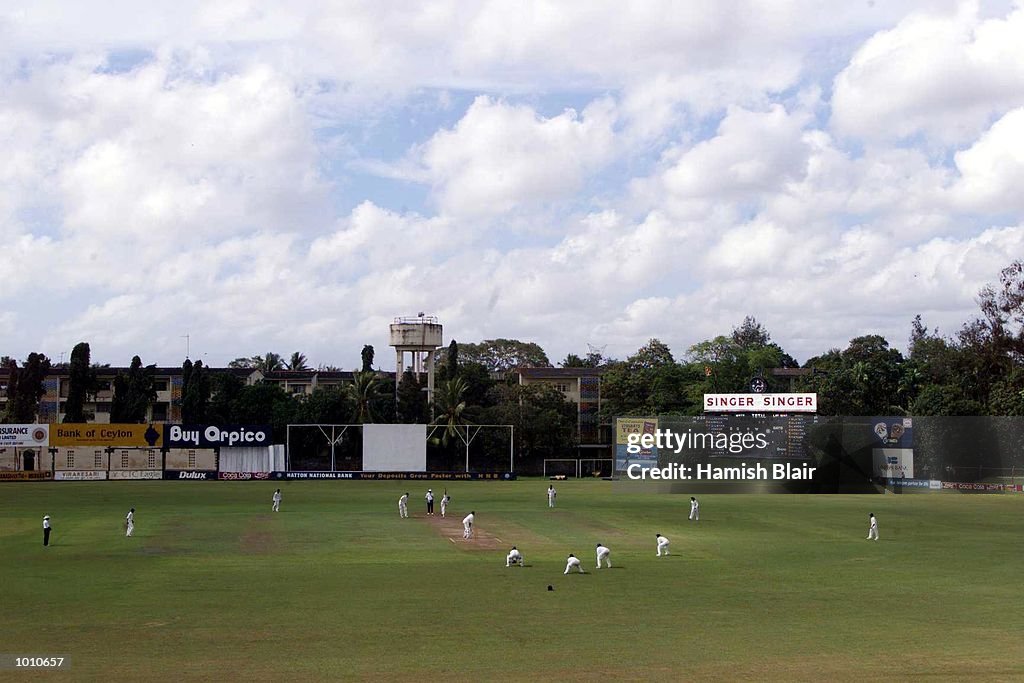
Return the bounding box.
[163,425,271,448]
[704,393,818,413]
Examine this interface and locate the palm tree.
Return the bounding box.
[431,377,470,443]
[431,377,474,470]
[347,371,381,423]
[254,352,284,373]
[287,352,309,371]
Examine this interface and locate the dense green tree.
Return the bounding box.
[800,335,904,415]
[458,339,550,372]
[287,352,309,371]
[396,370,429,423]
[455,361,494,412]
[630,338,675,368]
[63,342,96,422]
[231,382,297,438]
[911,384,985,417]
[3,353,51,423]
[295,385,355,424]
[110,356,157,423]
[987,368,1024,416]
[731,315,771,348]
[977,258,1024,361]
[601,339,698,418]
[485,383,577,469]
[361,345,375,373]
[687,317,795,397]
[206,372,246,424]
[444,340,459,380]
[181,359,212,424]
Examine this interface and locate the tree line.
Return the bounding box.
[3,260,1023,468]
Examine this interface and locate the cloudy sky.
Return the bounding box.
[2,1,1023,370]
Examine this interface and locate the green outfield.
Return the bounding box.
[2,481,1022,682]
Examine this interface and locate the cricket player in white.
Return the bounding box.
[596,543,611,569]
[463,511,475,538]
[506,546,523,567]
[272,489,282,512]
[689,497,699,521]
[564,553,584,574]
[398,493,409,518]
[440,493,450,518]
[656,533,670,557]
[867,513,879,540]
[547,485,556,508]
[126,508,135,537]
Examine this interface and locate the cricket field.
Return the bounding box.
[2,480,1022,681]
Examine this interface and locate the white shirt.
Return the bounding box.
[441,495,450,505]
[565,556,580,567]
[273,492,282,502]
[126,511,134,524]
[596,545,610,557]
[691,499,699,511]
[463,513,474,526]
[425,492,434,502]
[43,518,50,529]
[547,488,556,499]
[507,549,522,562]
[399,494,408,505]
[657,535,669,545]
[870,517,878,529]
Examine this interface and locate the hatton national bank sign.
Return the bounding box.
[704,393,818,413]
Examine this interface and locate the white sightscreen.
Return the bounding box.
[363,424,426,472]
[220,445,285,472]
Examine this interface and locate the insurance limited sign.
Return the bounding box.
[0,424,48,447]
[703,393,818,413]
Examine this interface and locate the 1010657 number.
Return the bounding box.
[14,657,66,667]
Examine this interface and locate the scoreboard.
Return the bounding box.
[662,414,825,460]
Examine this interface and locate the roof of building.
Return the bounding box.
[770,368,813,377]
[514,367,605,378]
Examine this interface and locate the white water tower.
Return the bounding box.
[390,314,443,406]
